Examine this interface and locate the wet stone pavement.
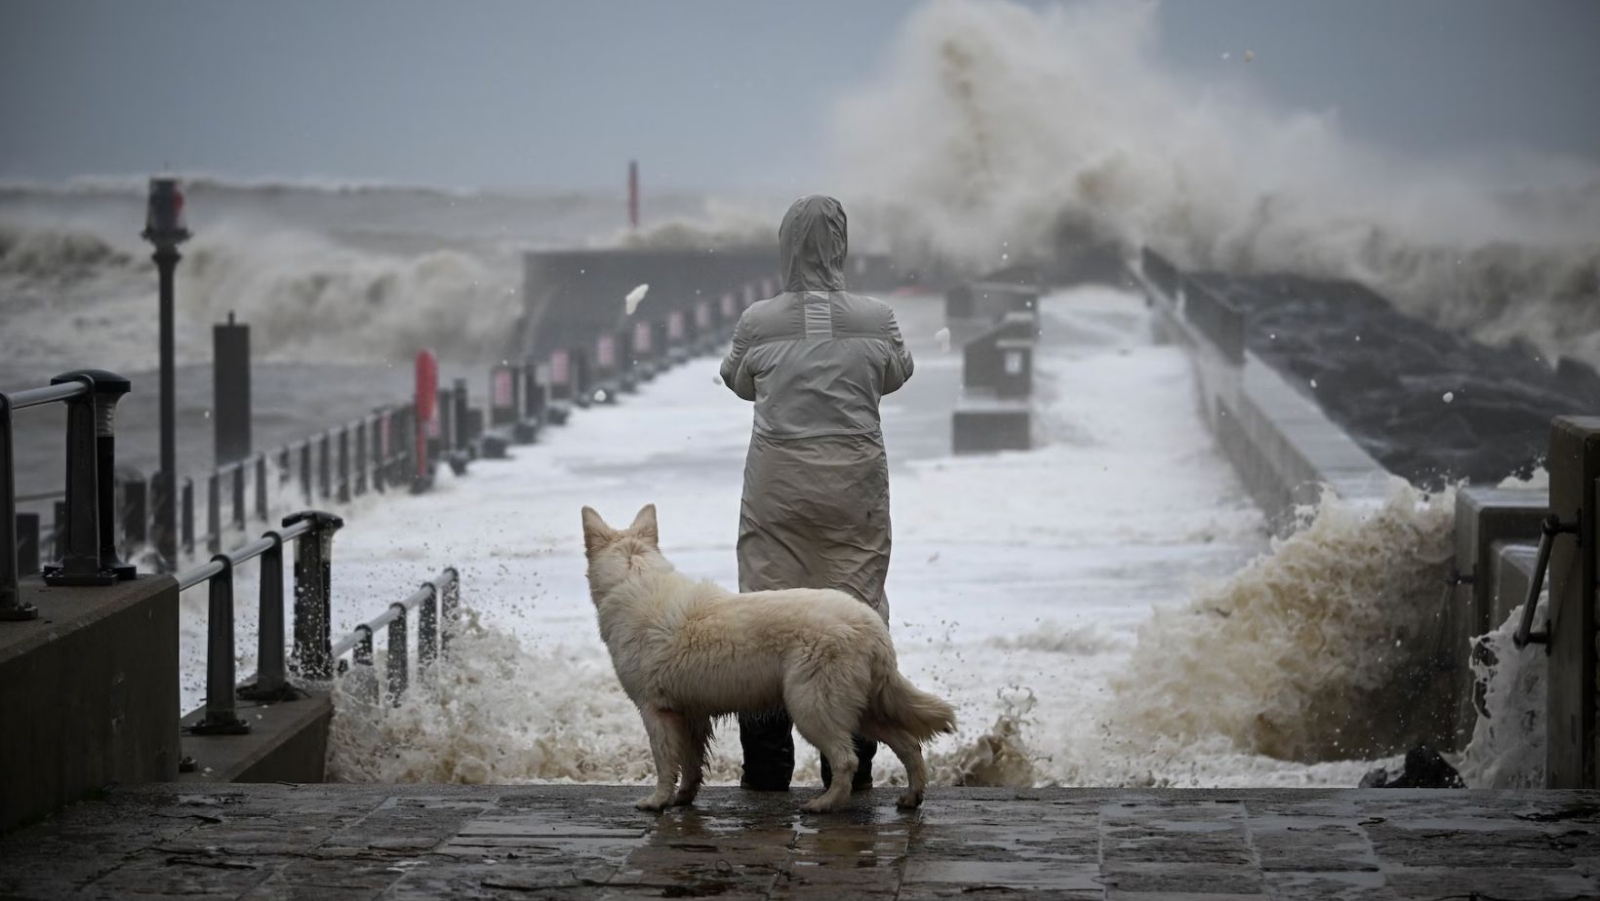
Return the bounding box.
[4,785,1600,900]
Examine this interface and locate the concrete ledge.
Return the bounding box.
[179,690,332,785]
[0,574,179,833]
[1138,266,1392,526]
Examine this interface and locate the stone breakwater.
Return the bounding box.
[1194,271,1596,488]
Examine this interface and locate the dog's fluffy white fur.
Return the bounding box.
[582,504,957,813]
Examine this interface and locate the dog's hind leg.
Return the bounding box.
[789,696,859,813]
[673,716,712,807]
[869,726,929,810]
[636,706,684,811]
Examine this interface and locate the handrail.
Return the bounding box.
[331,566,459,706]
[1513,514,1580,649]
[178,510,345,733]
[6,381,88,411]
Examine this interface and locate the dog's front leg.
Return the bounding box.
[673,716,712,807]
[636,706,681,811]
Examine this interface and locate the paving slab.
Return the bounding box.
[5,786,1600,899]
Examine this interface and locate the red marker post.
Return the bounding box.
[413,350,439,492]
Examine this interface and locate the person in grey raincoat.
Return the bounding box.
[719,195,914,792]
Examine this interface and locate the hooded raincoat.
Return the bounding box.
[720,195,913,619]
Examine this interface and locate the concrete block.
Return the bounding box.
[953,401,1031,454]
[0,574,179,833]
[1454,486,1547,635]
[179,691,332,784]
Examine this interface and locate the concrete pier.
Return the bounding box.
[4,784,1600,899]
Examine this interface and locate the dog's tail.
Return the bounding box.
[871,669,958,741]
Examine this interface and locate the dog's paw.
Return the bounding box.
[671,790,699,807]
[799,796,843,814]
[635,793,673,812]
[895,789,925,810]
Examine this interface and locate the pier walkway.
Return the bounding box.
[4,784,1600,899]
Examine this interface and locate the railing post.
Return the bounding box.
[43,372,113,585]
[337,427,351,503]
[83,371,134,579]
[255,454,268,522]
[372,414,387,493]
[238,530,293,701]
[419,581,439,683]
[16,512,40,578]
[181,477,194,554]
[0,393,34,619]
[354,625,379,705]
[231,463,245,531]
[190,557,250,735]
[206,471,220,554]
[121,477,147,553]
[441,565,460,654]
[355,420,368,496]
[387,604,409,706]
[51,501,65,561]
[278,447,291,486]
[287,510,344,681]
[299,441,312,506]
[318,434,331,500]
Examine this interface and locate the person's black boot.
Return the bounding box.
[738,710,795,791]
[820,735,877,792]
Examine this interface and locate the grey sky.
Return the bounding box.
[2,0,1596,191]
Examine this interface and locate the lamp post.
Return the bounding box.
[142,177,189,572]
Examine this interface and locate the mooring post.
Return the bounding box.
[287,510,344,681]
[213,312,252,466]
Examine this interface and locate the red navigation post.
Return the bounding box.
[628,160,640,229]
[413,350,438,493]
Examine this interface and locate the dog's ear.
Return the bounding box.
[629,504,659,546]
[581,506,614,555]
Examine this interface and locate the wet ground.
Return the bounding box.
[5,784,1600,899]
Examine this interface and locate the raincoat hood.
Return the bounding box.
[779,195,848,293]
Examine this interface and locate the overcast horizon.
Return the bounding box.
[3,0,1598,192]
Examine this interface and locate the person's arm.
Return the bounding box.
[882,309,914,395]
[720,314,758,401]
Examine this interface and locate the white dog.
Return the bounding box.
[581,504,957,813]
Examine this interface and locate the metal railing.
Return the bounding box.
[2,370,136,620]
[176,508,464,733]
[176,510,344,734]
[330,567,460,707]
